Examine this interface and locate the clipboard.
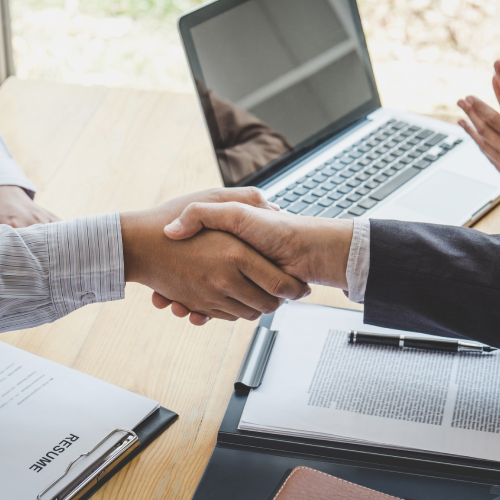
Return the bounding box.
[192,311,500,500]
[38,407,178,500]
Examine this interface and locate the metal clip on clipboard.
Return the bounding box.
[235,326,278,391]
[37,428,140,500]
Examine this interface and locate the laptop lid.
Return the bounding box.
[179,0,381,187]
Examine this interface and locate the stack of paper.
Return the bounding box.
[240,301,500,462]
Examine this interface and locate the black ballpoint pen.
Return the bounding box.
[348,331,498,353]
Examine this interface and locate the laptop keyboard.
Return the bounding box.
[268,119,463,219]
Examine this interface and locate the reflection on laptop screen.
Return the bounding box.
[189,0,378,186]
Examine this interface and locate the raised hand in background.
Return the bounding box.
[458,59,500,172]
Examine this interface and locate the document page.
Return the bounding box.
[0,342,159,500]
[239,301,500,461]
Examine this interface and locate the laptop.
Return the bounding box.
[179,0,500,226]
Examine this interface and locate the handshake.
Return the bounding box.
[121,187,354,325]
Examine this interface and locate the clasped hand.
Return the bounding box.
[120,187,312,326]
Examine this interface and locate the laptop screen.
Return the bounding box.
[181,0,380,187]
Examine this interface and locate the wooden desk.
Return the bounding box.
[1,77,499,499]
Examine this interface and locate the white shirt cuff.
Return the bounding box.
[0,132,36,195]
[345,218,370,303]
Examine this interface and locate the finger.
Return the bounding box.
[152,291,172,309]
[467,95,500,135]
[189,312,211,326]
[458,98,500,155]
[171,301,191,317]
[217,186,279,211]
[493,74,500,107]
[458,119,500,171]
[237,249,311,300]
[165,201,254,240]
[217,296,264,322]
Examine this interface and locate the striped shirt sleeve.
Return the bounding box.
[0,213,125,333]
[0,132,36,197]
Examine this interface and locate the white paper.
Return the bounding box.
[0,342,159,500]
[240,301,500,462]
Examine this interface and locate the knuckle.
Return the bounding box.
[245,186,265,205]
[249,311,262,322]
[267,275,289,297]
[263,297,281,315]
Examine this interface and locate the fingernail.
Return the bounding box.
[269,202,280,211]
[164,219,182,234]
[458,120,465,127]
[466,96,474,105]
[457,100,464,108]
[303,287,312,298]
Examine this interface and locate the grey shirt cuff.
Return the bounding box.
[345,218,370,303]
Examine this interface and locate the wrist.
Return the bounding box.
[308,219,353,289]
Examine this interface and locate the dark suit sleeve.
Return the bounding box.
[364,219,500,347]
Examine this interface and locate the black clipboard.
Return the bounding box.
[192,311,500,500]
[39,406,178,500]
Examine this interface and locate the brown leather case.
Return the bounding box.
[272,466,401,500]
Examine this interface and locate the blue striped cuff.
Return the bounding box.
[47,212,125,319]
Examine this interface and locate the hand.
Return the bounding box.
[120,188,310,326]
[0,185,60,227]
[164,200,353,289]
[457,60,500,172]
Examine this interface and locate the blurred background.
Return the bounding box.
[9,0,500,120]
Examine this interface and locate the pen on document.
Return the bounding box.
[348,331,498,354]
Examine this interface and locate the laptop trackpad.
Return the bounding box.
[396,170,497,225]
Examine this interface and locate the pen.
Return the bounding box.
[348,331,498,353]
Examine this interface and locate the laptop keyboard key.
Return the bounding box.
[340,213,356,219]
[269,196,277,202]
[393,162,406,170]
[400,157,413,164]
[303,195,317,204]
[330,175,344,185]
[365,167,377,175]
[318,197,334,207]
[284,193,300,202]
[313,173,328,183]
[288,201,309,213]
[337,199,353,209]
[385,168,397,176]
[408,150,422,158]
[277,199,290,209]
[367,153,380,161]
[417,145,430,153]
[357,158,372,166]
[393,135,406,142]
[392,149,404,157]
[374,174,388,183]
[347,193,362,202]
[302,204,324,216]
[320,205,343,218]
[357,173,369,181]
[350,164,363,172]
[338,185,353,194]
[349,150,363,159]
[277,190,287,197]
[373,162,386,169]
[286,182,297,190]
[327,191,343,201]
[407,138,420,145]
[358,145,371,153]
[359,198,378,210]
[424,154,439,162]
[370,167,421,201]
[400,144,412,151]
[376,147,390,154]
[393,121,407,129]
[356,187,370,196]
[340,169,355,178]
[367,140,380,147]
[365,181,378,189]
[416,129,433,139]
[297,176,307,183]
[303,180,318,189]
[339,156,354,164]
[323,168,336,176]
[349,206,366,216]
[425,133,447,146]
[414,159,431,169]
[347,179,361,187]
[322,181,337,191]
[408,126,421,132]
[294,186,309,196]
[312,188,328,197]
[306,171,316,177]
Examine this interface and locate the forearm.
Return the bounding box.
[0,214,124,333]
[364,220,500,346]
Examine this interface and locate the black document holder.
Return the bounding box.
[39,406,178,500]
[192,312,500,500]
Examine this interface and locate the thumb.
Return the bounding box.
[164,201,253,240]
